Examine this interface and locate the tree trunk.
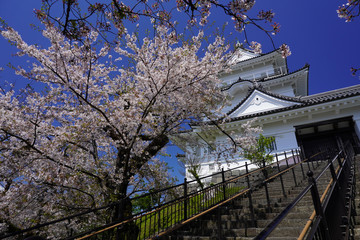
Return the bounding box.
[111,181,139,240]
[108,135,169,239]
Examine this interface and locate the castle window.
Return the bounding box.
[318,124,333,132]
[297,127,315,135]
[209,164,214,171]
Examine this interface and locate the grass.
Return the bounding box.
[134,183,246,239]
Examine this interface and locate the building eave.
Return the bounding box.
[191,84,360,126]
[222,64,309,95]
[225,86,305,116]
[228,48,282,69]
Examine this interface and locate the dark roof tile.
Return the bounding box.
[222,64,309,91]
[191,84,360,126]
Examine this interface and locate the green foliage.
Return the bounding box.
[243,134,275,168]
[132,191,161,214]
[187,164,204,190]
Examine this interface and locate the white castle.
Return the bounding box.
[172,47,360,180]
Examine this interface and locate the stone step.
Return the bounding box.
[219,217,310,229]
[226,238,298,240]
[256,217,310,229]
[221,226,305,238]
[165,160,333,239]
[265,211,313,220]
[354,226,360,238]
[166,236,297,240]
[268,226,306,238]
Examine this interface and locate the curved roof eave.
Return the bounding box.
[191,84,360,126]
[225,87,305,116]
[222,64,310,92]
[229,48,281,68]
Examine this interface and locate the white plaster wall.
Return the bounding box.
[187,147,300,180]
[188,97,360,178]
[269,85,295,97]
[353,112,360,139]
[239,65,275,80]
[187,121,299,178]
[221,64,275,85]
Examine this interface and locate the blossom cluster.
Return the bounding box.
[337,0,360,22]
[250,41,262,54]
[229,0,255,32]
[279,43,291,58]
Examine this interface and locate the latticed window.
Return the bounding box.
[268,138,277,151]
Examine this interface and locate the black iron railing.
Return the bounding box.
[254,141,356,240]
[1,148,327,240]
[71,149,324,240]
[305,142,356,240]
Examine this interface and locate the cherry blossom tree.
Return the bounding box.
[0,21,230,237]
[0,1,294,238]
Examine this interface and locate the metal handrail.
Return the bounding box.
[341,164,356,239]
[256,154,343,240]
[71,149,321,240]
[254,142,355,240]
[304,143,355,240]
[189,148,298,183]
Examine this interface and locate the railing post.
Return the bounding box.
[328,155,338,186]
[345,145,354,168]
[183,178,188,220]
[307,170,331,239]
[293,150,298,164]
[275,153,286,198]
[246,162,257,227]
[158,205,161,234]
[262,159,271,212]
[222,168,226,200]
[300,148,311,172]
[294,149,305,179]
[337,153,342,167]
[285,151,297,186]
[339,149,345,162]
[310,153,315,169]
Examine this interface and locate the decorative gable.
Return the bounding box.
[228,89,302,118]
[228,48,259,65]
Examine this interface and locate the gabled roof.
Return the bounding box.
[219,47,289,78]
[228,48,282,67]
[226,87,304,117]
[227,48,260,64]
[303,84,360,103]
[191,84,360,126]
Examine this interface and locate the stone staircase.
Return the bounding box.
[162,160,338,240]
[353,155,360,238]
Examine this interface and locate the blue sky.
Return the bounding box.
[1,1,360,181]
[1,1,359,92]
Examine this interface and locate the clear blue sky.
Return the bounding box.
[1,1,360,181]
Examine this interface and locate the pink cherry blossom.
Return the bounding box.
[279,43,291,58]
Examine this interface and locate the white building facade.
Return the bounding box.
[172,48,360,179]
